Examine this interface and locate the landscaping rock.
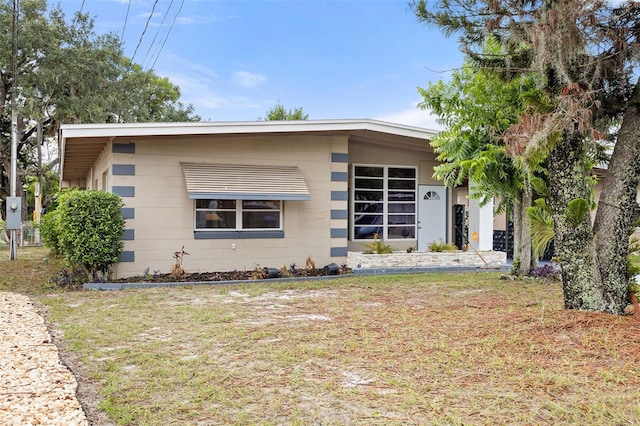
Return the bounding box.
[0,292,88,425]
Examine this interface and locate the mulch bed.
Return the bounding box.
[113,265,351,283]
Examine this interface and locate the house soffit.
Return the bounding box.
[347,132,433,153]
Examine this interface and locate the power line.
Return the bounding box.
[150,0,185,70]
[120,0,131,44]
[141,0,174,69]
[129,0,159,66]
[69,0,86,29]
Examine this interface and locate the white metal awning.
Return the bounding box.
[181,163,311,201]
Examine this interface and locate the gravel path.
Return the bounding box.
[0,291,88,425]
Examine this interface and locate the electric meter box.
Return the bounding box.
[5,197,21,230]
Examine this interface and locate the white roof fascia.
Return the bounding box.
[59,119,438,140]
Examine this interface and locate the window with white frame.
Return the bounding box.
[195,199,282,231]
[352,165,416,240]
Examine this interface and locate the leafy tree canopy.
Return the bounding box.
[261,102,309,121]
[419,58,539,210]
[0,0,200,217]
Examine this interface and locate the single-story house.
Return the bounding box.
[59,119,497,279]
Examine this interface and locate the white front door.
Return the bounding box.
[417,185,447,251]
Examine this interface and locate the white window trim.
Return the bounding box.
[351,164,417,241]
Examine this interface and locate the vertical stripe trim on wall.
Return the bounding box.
[331,209,348,220]
[331,171,348,182]
[330,191,348,201]
[112,143,136,154]
[121,208,135,219]
[331,152,348,163]
[330,228,348,238]
[330,152,349,255]
[112,164,135,175]
[119,251,135,262]
[330,247,348,257]
[112,186,135,197]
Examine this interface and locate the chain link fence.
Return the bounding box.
[0,221,42,247]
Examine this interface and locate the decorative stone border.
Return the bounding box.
[348,250,507,270]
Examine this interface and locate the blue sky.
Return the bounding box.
[57,0,464,129]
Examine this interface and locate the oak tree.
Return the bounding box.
[1,0,199,223]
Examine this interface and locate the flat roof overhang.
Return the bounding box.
[59,119,438,182]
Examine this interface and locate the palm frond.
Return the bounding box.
[527,206,554,256]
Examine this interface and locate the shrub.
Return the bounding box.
[56,190,125,281]
[510,258,521,276]
[628,238,640,277]
[170,246,189,280]
[428,239,458,252]
[50,267,90,290]
[40,210,62,256]
[529,264,561,280]
[362,233,393,254]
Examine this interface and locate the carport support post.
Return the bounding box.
[467,192,494,252]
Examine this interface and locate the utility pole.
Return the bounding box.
[8,0,19,260]
[35,119,43,243]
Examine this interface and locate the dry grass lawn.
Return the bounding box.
[0,245,65,294]
[35,269,640,425]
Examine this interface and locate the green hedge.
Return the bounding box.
[41,190,124,281]
[40,210,61,256]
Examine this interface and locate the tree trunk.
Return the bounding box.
[548,132,606,311]
[512,185,537,275]
[592,79,640,314]
[631,293,640,316]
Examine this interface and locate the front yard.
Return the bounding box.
[37,270,639,425]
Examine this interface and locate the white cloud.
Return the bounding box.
[135,11,159,20]
[175,14,223,25]
[231,71,267,88]
[160,54,220,80]
[163,72,261,120]
[168,73,230,109]
[153,55,266,120]
[375,103,444,131]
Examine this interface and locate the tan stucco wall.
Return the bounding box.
[492,195,506,231]
[88,144,112,191]
[347,141,441,252]
[110,134,348,278]
[348,141,437,177]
